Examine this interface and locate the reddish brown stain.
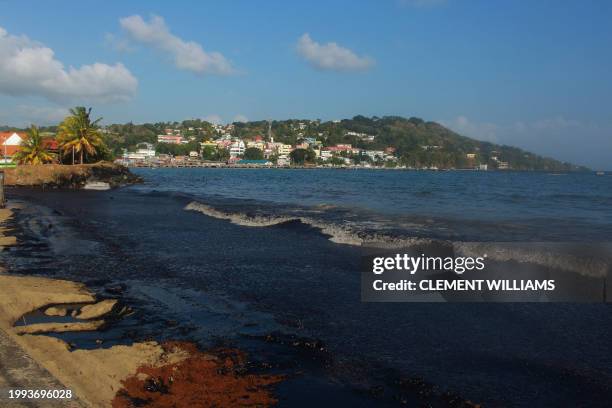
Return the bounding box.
[112,342,283,408]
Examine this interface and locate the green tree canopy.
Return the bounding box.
[289,148,316,164]
[13,125,55,165]
[57,107,107,164]
[243,147,264,160]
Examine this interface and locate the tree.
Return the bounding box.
[243,147,264,160]
[329,156,345,166]
[57,107,106,164]
[214,148,230,162]
[289,148,316,164]
[201,146,217,160]
[13,125,55,165]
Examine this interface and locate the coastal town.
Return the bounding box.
[0,121,498,170]
[118,122,401,169]
[1,113,584,172]
[114,121,505,170]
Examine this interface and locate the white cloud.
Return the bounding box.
[441,115,499,142]
[0,26,137,102]
[0,104,69,126]
[232,114,248,123]
[120,15,235,75]
[104,33,134,53]
[441,115,612,169]
[296,33,374,72]
[203,114,222,125]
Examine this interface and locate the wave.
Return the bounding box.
[184,201,430,247]
[455,242,610,278]
[185,200,611,276]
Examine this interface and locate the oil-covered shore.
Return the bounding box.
[2,175,611,407]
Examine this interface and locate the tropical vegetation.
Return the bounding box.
[12,125,55,165]
[57,107,108,164]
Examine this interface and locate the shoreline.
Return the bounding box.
[0,202,284,408]
[123,163,598,173]
[4,182,609,407]
[1,190,489,408]
[3,162,142,189]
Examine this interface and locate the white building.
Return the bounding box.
[157,135,183,144]
[365,150,385,161]
[229,140,246,157]
[320,149,332,161]
[0,131,25,163]
[246,140,265,150]
[277,155,290,166]
[277,144,293,155]
[125,143,156,161]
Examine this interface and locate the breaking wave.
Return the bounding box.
[185,200,611,277]
[455,242,611,278]
[184,201,429,247]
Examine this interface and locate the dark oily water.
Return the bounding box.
[131,168,612,242]
[5,169,612,407]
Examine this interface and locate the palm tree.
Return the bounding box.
[12,125,55,165]
[57,107,105,164]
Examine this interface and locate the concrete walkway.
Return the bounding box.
[0,329,84,408]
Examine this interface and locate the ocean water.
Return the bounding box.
[130,168,612,242]
[6,169,612,407]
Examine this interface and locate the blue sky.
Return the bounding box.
[0,0,611,168]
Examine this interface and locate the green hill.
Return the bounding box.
[236,115,586,171]
[7,115,584,171]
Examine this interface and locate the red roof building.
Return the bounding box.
[0,131,26,157]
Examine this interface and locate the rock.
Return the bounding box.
[77,299,118,320]
[83,181,111,190]
[44,306,68,317]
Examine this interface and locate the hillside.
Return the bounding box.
[3,116,586,171]
[235,116,586,171]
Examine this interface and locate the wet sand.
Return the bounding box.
[0,206,169,406]
[0,204,282,407]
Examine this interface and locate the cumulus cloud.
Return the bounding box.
[203,114,223,125]
[0,104,69,126]
[104,32,134,53]
[441,115,500,142]
[296,33,374,72]
[232,114,248,123]
[120,15,235,75]
[0,26,137,102]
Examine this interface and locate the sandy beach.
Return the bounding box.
[0,203,283,408]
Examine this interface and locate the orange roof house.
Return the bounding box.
[0,131,26,157]
[42,138,59,152]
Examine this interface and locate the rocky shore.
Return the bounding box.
[3,162,142,189]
